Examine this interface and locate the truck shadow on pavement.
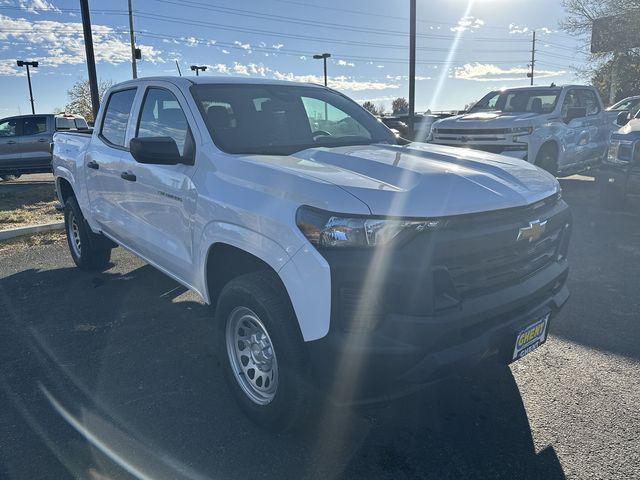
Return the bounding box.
[0,263,565,480]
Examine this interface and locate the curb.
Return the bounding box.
[0,222,65,241]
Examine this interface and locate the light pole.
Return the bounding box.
[312,53,331,86]
[16,60,38,115]
[128,0,138,79]
[190,65,207,76]
[79,0,100,121]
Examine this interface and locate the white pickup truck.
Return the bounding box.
[429,85,615,177]
[53,76,571,430]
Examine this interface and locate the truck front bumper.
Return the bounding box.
[306,261,569,403]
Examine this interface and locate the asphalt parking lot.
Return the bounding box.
[0,175,639,480]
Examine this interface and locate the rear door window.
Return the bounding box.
[23,116,47,135]
[101,89,137,147]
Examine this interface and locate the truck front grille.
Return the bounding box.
[433,197,568,298]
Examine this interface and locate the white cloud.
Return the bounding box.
[337,59,355,67]
[9,0,60,13]
[208,63,230,75]
[299,55,307,60]
[272,43,284,50]
[451,16,484,33]
[509,24,555,35]
[0,14,163,74]
[386,74,431,81]
[0,58,21,75]
[272,71,400,91]
[233,40,252,52]
[454,62,566,82]
[222,49,230,54]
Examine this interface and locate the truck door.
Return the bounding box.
[18,116,51,172]
[577,89,607,167]
[120,84,198,283]
[85,88,137,239]
[558,89,588,171]
[0,118,20,173]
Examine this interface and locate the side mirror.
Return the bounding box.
[564,107,587,123]
[617,110,631,126]
[130,137,182,165]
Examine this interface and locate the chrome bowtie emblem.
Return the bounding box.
[517,219,547,242]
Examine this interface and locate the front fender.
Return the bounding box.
[197,222,331,342]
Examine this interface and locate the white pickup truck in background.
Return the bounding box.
[429,85,617,177]
[52,76,572,431]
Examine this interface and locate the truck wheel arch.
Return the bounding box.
[205,243,288,309]
[57,177,75,203]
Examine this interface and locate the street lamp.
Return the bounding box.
[190,65,207,76]
[312,53,331,86]
[16,60,38,115]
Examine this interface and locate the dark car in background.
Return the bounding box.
[380,111,457,142]
[0,113,88,180]
[598,108,640,208]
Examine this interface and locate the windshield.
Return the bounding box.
[192,84,395,155]
[470,89,561,114]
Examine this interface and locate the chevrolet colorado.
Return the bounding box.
[53,77,571,430]
[429,85,615,177]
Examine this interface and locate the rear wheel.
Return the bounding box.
[216,271,312,431]
[535,144,558,177]
[64,196,112,270]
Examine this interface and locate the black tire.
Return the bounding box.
[535,144,559,177]
[64,196,112,270]
[598,177,626,210]
[215,271,312,431]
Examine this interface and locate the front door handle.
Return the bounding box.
[6,140,16,145]
[38,138,47,142]
[121,171,137,182]
[87,160,99,170]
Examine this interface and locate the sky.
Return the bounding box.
[0,0,588,118]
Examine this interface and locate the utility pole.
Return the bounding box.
[528,30,536,86]
[175,60,182,76]
[408,0,416,139]
[128,0,137,79]
[79,0,100,121]
[16,60,38,114]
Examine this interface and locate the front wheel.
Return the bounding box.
[535,144,558,177]
[64,196,112,270]
[216,271,312,431]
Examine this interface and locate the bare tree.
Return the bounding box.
[561,0,640,103]
[391,97,409,115]
[361,101,379,116]
[62,79,113,122]
[377,103,388,116]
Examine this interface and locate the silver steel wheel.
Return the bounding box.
[225,306,279,405]
[68,211,82,258]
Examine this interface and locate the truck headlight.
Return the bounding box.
[510,126,535,134]
[296,206,441,248]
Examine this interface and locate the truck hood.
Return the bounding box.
[240,143,559,217]
[435,111,545,129]
[617,117,640,135]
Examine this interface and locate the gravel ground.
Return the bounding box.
[0,176,638,480]
[0,173,61,231]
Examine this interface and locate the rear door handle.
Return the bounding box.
[87,160,99,170]
[38,138,48,142]
[121,171,137,182]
